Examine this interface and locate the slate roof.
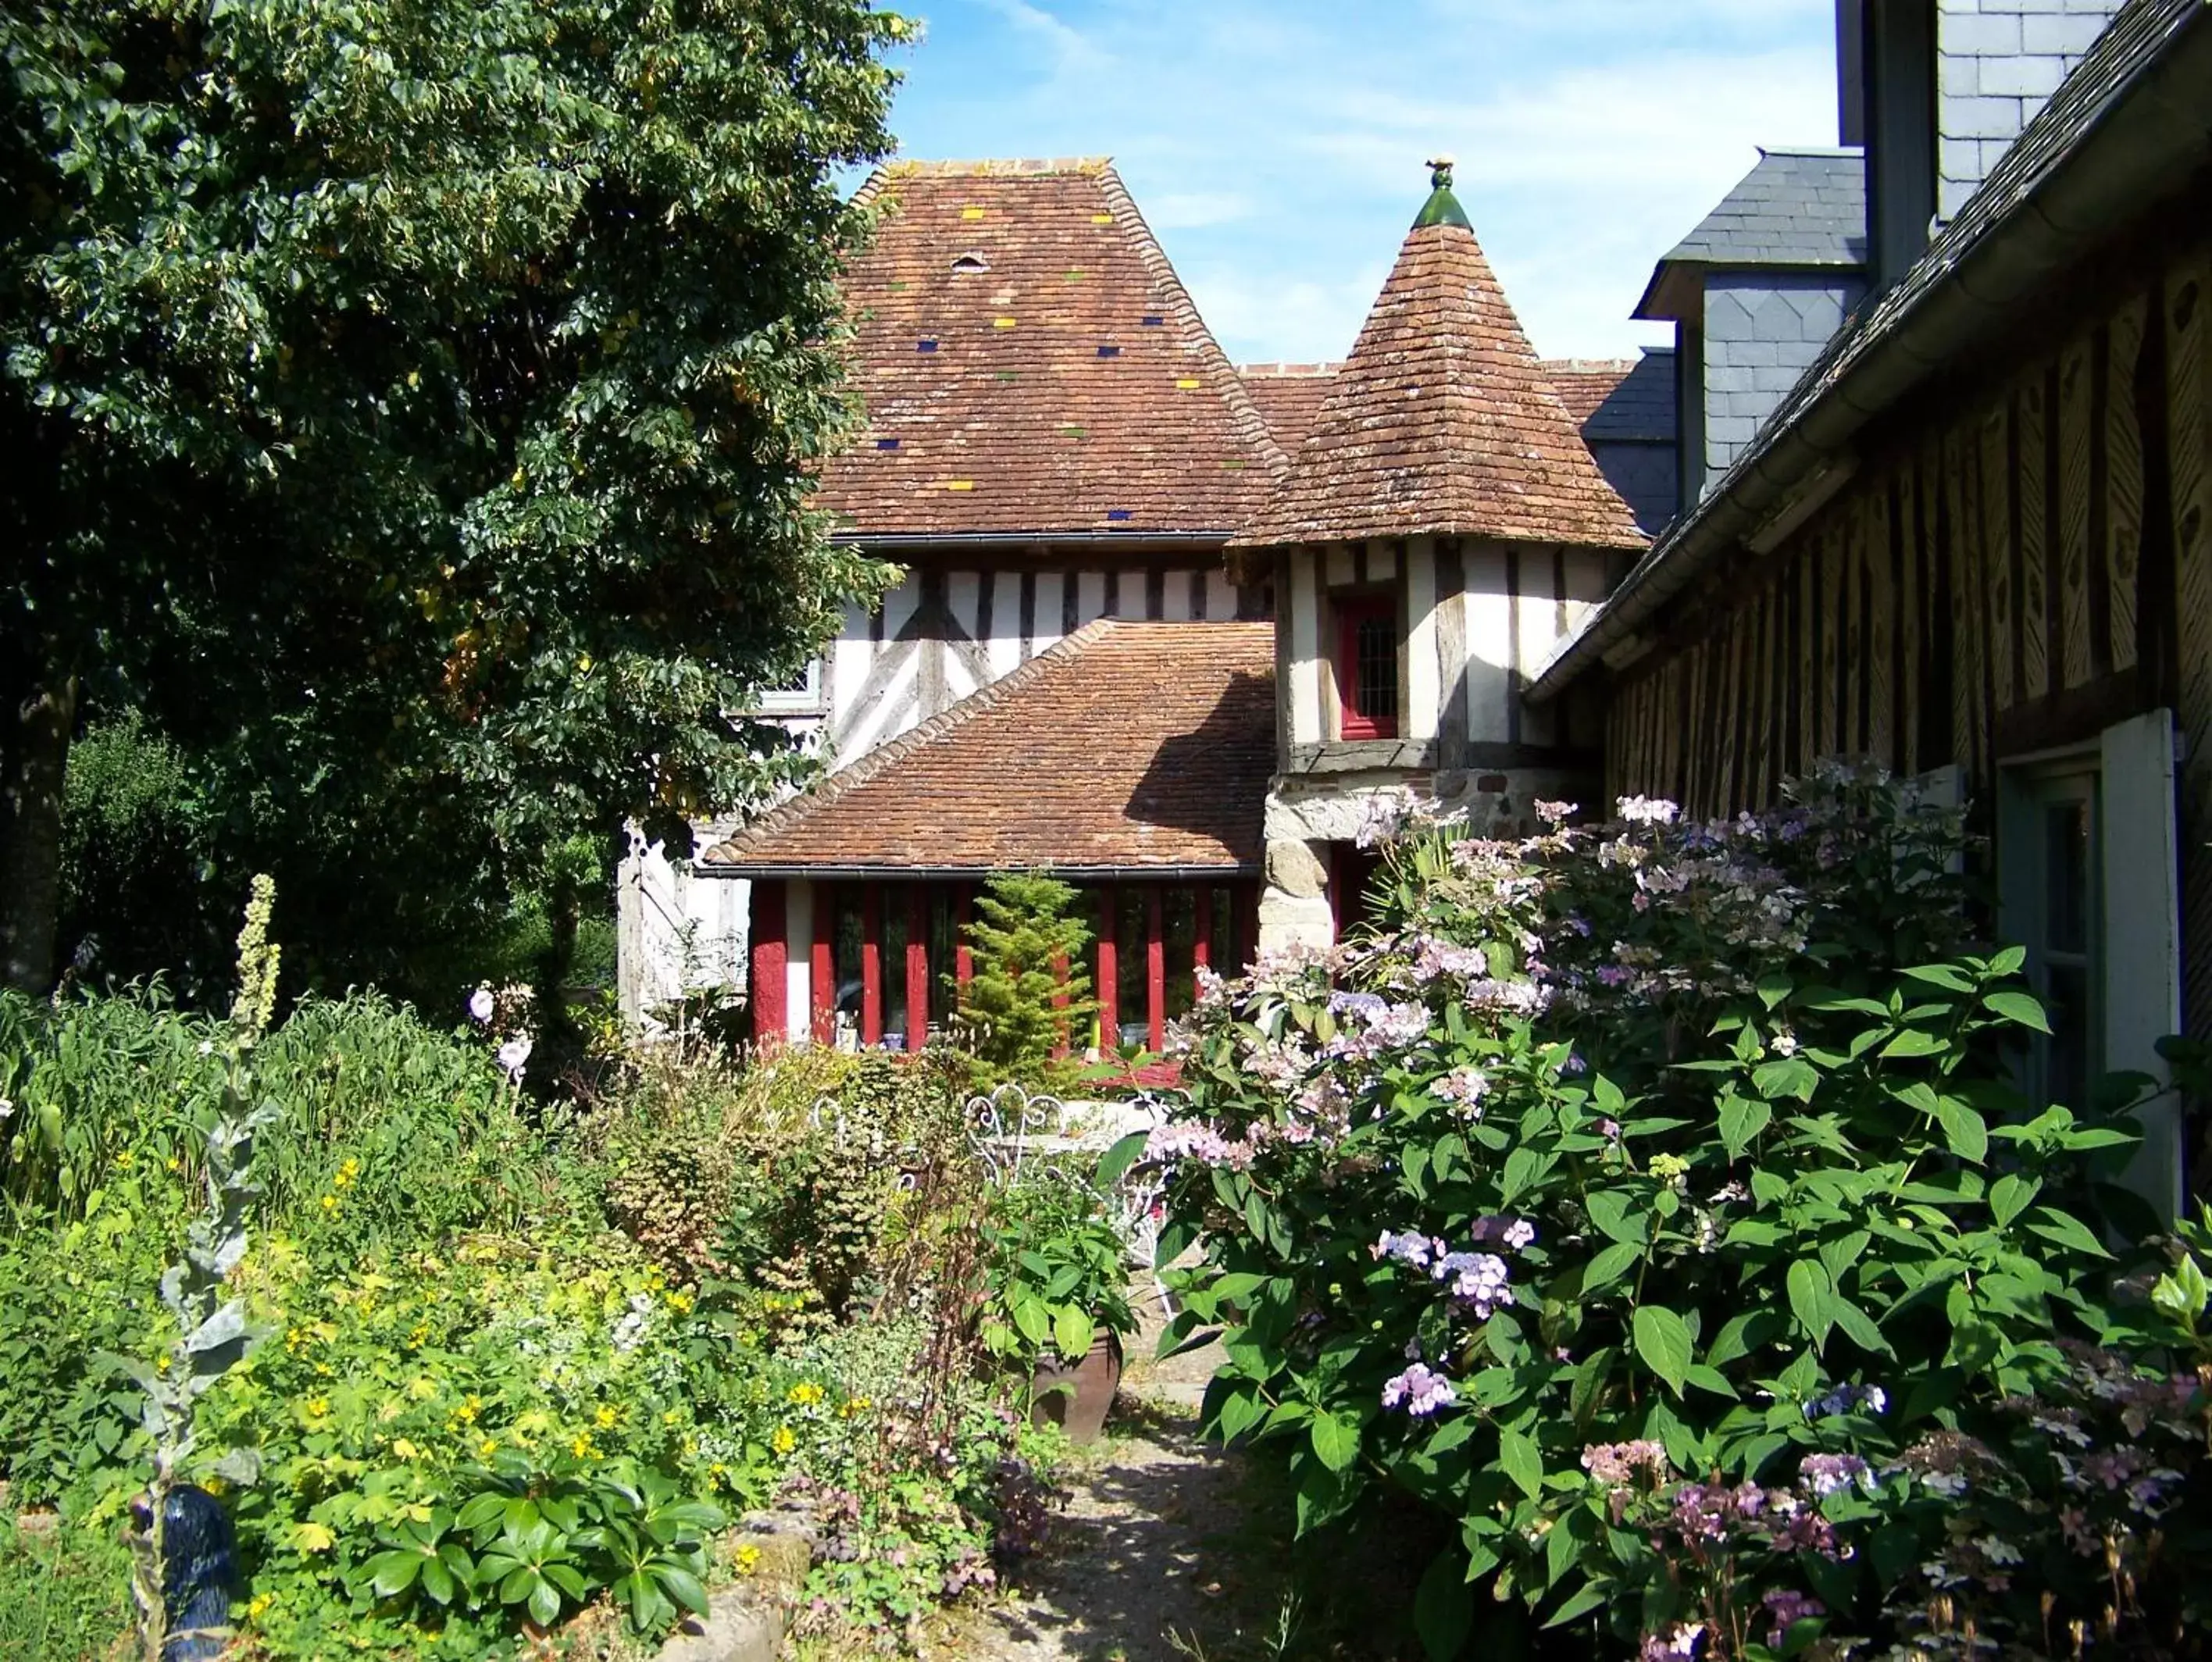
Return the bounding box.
[1659,148,1867,269]
[815,159,1282,541]
[1535,0,2211,699]
[1238,362,1342,451]
[1233,180,1647,552]
[703,622,1275,873]
[1539,351,1676,440]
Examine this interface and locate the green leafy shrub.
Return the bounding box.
[0,1511,134,1660]
[979,1160,1141,1368]
[1151,766,2172,1660]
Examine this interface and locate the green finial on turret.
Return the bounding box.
[1413,155,1471,230]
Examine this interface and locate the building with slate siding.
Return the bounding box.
[1533,0,2212,1217]
[619,159,1673,1048]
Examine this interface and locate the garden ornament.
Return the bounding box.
[129,1484,239,1661]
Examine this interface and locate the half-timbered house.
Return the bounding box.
[1227,165,1649,954]
[1531,0,2212,1214]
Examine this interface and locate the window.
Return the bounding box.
[2003,768,2100,1115]
[1996,710,2183,1219]
[1335,595,1399,740]
[754,658,825,715]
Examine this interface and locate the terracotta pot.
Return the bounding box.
[1028,1329,1123,1443]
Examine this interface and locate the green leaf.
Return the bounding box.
[2025,1206,2112,1259]
[1010,1296,1051,1349]
[1543,1582,1611,1628]
[1936,1100,1989,1164]
[1900,963,1975,993]
[1415,1546,1474,1660]
[1584,1189,1647,1246]
[1631,1306,1693,1396]
[1718,1093,1772,1157]
[526,1573,563,1628]
[1988,1173,2038,1229]
[1752,1058,1819,1102]
[1498,1425,1543,1500]
[1982,990,2052,1033]
[1581,1240,1643,1293]
[1787,1260,1836,1351]
[1311,1412,1361,1473]
[1094,1130,1148,1189]
[657,1563,711,1617]
[1052,1304,1094,1362]
[365,1550,423,1598]
[1881,1029,1950,1059]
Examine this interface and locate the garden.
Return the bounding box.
[7,765,2212,1660]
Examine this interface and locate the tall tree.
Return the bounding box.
[2,0,904,993]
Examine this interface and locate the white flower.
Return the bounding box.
[496,1033,533,1081]
[469,987,496,1025]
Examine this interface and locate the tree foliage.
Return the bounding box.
[2,0,906,993]
[954,874,1096,1092]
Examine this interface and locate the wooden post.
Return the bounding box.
[1236,883,1260,973]
[1193,885,1213,976]
[1146,887,1166,1053]
[861,886,883,1047]
[905,886,929,1051]
[955,886,974,992]
[811,887,835,1045]
[750,880,787,1053]
[1097,886,1118,1050]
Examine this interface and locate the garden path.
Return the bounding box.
[935,1298,1304,1662]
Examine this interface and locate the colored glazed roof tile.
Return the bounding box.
[1233,169,1646,551]
[702,621,1275,872]
[817,159,1283,540]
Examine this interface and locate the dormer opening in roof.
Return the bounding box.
[950,251,990,275]
[1412,155,1472,231]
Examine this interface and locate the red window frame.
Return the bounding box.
[1336,594,1400,740]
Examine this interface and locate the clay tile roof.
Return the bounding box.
[816,159,1283,540]
[702,621,1275,873]
[1237,362,1343,451]
[1232,185,1647,552]
[1539,358,1641,426]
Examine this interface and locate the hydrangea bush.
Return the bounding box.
[1149,765,2185,1660]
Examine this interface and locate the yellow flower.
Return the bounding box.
[247,1592,275,1621]
[570,1432,601,1460]
[770,1425,795,1456]
[451,1395,482,1425]
[155,1354,172,1376]
[594,1404,619,1430]
[476,1437,500,1460]
[339,1157,362,1182]
[303,1396,330,1421]
[319,1194,338,1213]
[707,1462,728,1488]
[291,1521,336,1553]
[166,1156,183,1173]
[405,1322,430,1350]
[391,1439,422,1460]
[787,1382,826,1407]
[840,1396,872,1418]
[665,1290,694,1314]
[735,1544,762,1575]
[644,1268,666,1291]
[113,1150,134,1170]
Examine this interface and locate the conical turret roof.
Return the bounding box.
[1233,162,1646,551]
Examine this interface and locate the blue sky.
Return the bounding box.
[876,0,1843,364]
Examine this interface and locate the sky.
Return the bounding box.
[876,0,1845,366]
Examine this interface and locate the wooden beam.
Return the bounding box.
[1193,885,1213,975]
[861,885,882,1047]
[811,886,835,1046]
[905,885,929,1052]
[750,880,787,1054]
[1097,886,1118,1050]
[1147,886,1166,1054]
[955,886,974,991]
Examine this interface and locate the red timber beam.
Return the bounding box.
[905,886,929,1052]
[861,885,883,1047]
[955,886,974,993]
[1096,886,1118,1052]
[810,883,835,1045]
[1193,885,1213,975]
[750,879,788,1051]
[1146,886,1166,1053]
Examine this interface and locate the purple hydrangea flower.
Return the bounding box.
[1381,1363,1457,1416]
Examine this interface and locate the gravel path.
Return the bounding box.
[936,1294,1300,1662]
